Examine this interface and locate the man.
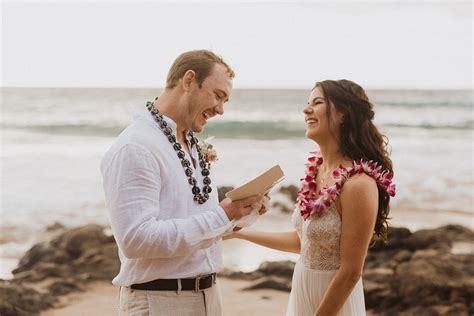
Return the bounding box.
[101,50,267,315]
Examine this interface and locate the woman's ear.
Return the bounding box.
[335,109,345,127]
[339,114,346,126]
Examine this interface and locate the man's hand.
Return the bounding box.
[260,192,271,215]
[219,195,261,221]
[250,191,271,215]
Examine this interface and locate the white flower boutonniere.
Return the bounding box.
[198,136,218,164]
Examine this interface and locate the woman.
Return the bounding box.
[225,79,396,316]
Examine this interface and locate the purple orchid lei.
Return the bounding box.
[297,151,396,220]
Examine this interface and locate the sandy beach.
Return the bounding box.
[42,279,290,316]
[2,223,472,316]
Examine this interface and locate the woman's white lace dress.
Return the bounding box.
[286,204,366,316]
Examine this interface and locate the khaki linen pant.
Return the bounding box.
[118,280,223,316]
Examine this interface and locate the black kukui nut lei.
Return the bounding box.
[146,101,212,204]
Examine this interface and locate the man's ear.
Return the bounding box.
[181,70,196,91]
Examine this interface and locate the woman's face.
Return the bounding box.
[303,87,343,143]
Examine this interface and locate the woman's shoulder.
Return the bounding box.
[346,172,377,187]
[340,173,378,201]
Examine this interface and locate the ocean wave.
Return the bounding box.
[377,101,474,108]
[2,119,473,139]
[1,124,125,137]
[384,121,474,130]
[0,122,304,139]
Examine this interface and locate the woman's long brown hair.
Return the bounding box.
[315,79,393,242]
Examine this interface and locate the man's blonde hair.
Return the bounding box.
[166,50,235,89]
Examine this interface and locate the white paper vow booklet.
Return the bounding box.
[225,165,285,201]
[195,165,285,241]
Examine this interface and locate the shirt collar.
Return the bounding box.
[139,110,194,145]
[161,114,178,132]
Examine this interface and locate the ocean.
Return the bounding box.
[1,87,473,278]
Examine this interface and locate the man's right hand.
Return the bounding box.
[219,195,261,221]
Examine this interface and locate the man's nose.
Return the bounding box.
[214,103,224,115]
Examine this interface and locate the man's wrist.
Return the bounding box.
[215,205,232,225]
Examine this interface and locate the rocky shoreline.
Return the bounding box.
[1,223,119,315]
[1,221,472,316]
[222,225,474,315]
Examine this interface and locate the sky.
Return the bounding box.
[1,1,472,89]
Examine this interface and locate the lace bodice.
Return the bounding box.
[292,203,342,270]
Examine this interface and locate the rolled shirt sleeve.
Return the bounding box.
[101,143,230,259]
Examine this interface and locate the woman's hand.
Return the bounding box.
[223,228,242,240]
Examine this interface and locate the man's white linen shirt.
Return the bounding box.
[101,111,230,286]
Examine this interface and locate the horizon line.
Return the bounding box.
[1,86,473,91]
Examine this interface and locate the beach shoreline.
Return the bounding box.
[2,184,473,280]
[2,202,472,281]
[2,221,472,316]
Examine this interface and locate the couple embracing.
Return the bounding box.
[101,50,396,316]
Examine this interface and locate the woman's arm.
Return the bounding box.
[315,174,378,316]
[225,230,301,254]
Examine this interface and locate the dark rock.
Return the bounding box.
[3,222,120,315]
[365,238,474,315]
[45,222,66,232]
[371,225,474,253]
[73,243,120,280]
[218,268,264,281]
[271,201,293,213]
[392,252,473,305]
[277,185,298,202]
[14,262,69,282]
[363,280,398,310]
[13,224,110,276]
[60,224,110,258]
[392,249,412,263]
[370,226,412,251]
[0,280,54,316]
[13,243,72,275]
[243,276,292,292]
[363,268,394,283]
[429,303,471,316]
[49,280,82,296]
[404,225,474,251]
[217,186,234,202]
[256,261,295,279]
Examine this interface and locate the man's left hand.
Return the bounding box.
[252,192,271,215]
